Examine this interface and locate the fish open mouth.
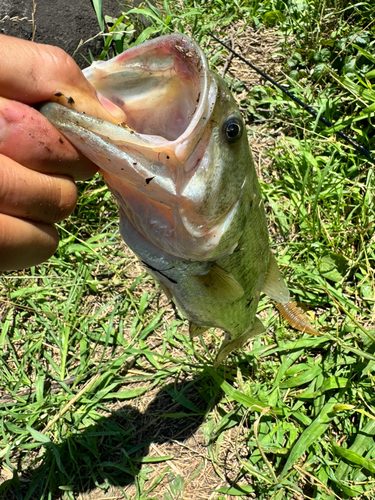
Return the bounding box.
[39,34,231,261]
[83,34,215,144]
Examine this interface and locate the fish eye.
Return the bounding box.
[222,116,243,144]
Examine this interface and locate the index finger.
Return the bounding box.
[0,35,125,124]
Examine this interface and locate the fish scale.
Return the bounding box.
[41,33,292,366]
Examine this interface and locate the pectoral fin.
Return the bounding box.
[196,264,244,302]
[262,252,290,304]
[159,282,173,301]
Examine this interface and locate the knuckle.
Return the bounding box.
[48,46,83,84]
[49,176,78,223]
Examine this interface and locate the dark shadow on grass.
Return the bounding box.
[1,369,219,499]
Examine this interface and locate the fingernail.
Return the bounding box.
[97,93,127,124]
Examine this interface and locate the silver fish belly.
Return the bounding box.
[40,33,289,366]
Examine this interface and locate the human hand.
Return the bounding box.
[0,35,125,271]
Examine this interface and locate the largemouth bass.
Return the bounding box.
[41,33,291,366]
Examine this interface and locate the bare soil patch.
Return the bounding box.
[0,0,123,68]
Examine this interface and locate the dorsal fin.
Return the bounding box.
[262,252,290,304]
[195,264,244,302]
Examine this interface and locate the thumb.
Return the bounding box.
[0,34,126,124]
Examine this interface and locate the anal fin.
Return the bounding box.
[189,322,208,338]
[262,252,290,303]
[213,318,265,368]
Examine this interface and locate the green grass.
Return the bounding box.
[2,0,375,499]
